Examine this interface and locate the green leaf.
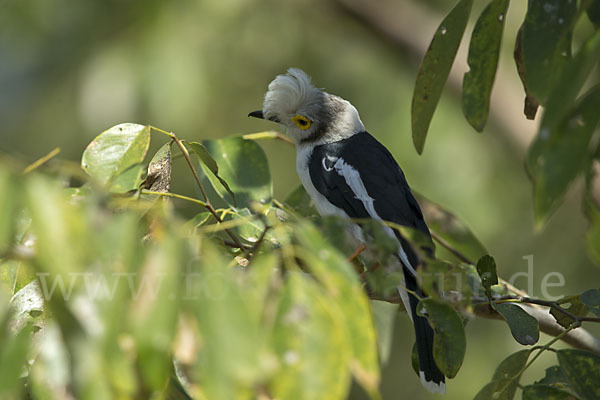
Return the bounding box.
[528,85,600,225]
[580,288,600,317]
[295,222,380,394]
[522,0,577,104]
[522,384,575,400]
[514,25,540,119]
[495,303,539,345]
[200,137,272,208]
[271,273,352,400]
[189,242,266,399]
[474,349,531,400]
[417,298,466,378]
[0,169,16,253]
[476,255,498,301]
[551,295,589,328]
[81,123,151,185]
[539,30,600,136]
[557,349,600,400]
[0,325,32,399]
[587,0,600,29]
[535,365,570,387]
[584,191,600,266]
[371,300,398,366]
[462,0,510,131]
[283,184,318,218]
[186,141,235,204]
[131,234,182,391]
[110,163,145,194]
[411,0,474,154]
[415,193,487,263]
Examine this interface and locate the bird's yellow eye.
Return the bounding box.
[292,115,312,130]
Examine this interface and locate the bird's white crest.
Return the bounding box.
[263,68,321,123]
[262,68,365,145]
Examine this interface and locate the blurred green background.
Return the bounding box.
[2,0,599,398]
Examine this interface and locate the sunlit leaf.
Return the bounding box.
[521,0,576,104]
[295,222,380,394]
[189,242,267,399]
[200,137,272,208]
[82,123,151,185]
[557,349,600,400]
[495,303,539,345]
[417,298,466,378]
[411,0,474,154]
[110,163,145,194]
[0,324,32,399]
[271,273,351,400]
[462,0,509,131]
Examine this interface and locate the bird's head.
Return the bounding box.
[249,68,364,145]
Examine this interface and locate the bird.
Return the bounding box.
[249,68,445,394]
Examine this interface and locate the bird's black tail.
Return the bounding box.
[403,268,446,394]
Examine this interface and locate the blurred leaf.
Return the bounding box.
[283,184,318,218]
[131,233,182,391]
[295,222,380,394]
[417,298,466,378]
[0,324,32,399]
[189,242,266,399]
[186,141,234,204]
[551,295,589,328]
[495,303,539,345]
[514,25,540,119]
[522,384,575,400]
[474,349,531,400]
[411,0,474,154]
[141,143,171,193]
[587,0,600,29]
[271,273,351,400]
[371,300,398,366]
[522,0,576,104]
[579,288,600,317]
[110,163,145,194]
[462,0,509,131]
[476,255,498,301]
[557,349,600,400]
[81,123,151,185]
[528,85,600,225]
[584,185,600,265]
[416,194,487,263]
[10,280,44,332]
[0,169,16,253]
[200,137,272,208]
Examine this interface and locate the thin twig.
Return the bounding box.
[242,131,294,145]
[22,147,61,175]
[149,126,246,250]
[140,189,208,208]
[430,230,474,265]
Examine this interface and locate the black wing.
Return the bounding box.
[308,131,430,238]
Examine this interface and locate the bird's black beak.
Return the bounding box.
[248,110,264,119]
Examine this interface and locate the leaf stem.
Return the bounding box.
[140,189,208,207]
[149,126,247,249]
[22,147,61,175]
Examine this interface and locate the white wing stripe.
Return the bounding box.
[332,157,417,277]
